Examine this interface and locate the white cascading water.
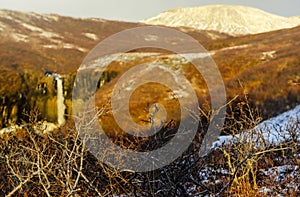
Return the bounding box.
[56,76,66,126]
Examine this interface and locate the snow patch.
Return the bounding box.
[261,165,299,182]
[261,50,276,60]
[0,12,14,20]
[80,52,214,72]
[41,14,59,22]
[33,122,58,133]
[214,44,250,53]
[43,45,57,49]
[206,32,223,39]
[39,31,61,39]
[258,165,300,194]
[0,9,59,22]
[0,122,58,135]
[0,22,6,31]
[43,43,87,52]
[21,22,44,32]
[213,105,300,148]
[177,52,214,61]
[21,22,61,39]
[88,18,106,22]
[0,125,21,135]
[62,43,87,52]
[83,33,99,40]
[11,33,29,42]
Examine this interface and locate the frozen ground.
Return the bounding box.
[213,105,300,148]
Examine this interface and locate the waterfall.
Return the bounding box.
[55,75,66,126]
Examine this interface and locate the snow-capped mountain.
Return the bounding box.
[289,16,300,24]
[144,5,300,36]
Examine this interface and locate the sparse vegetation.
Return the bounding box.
[0,9,299,196]
[0,101,299,196]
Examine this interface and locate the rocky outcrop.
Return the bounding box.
[72,71,118,100]
[0,70,118,128]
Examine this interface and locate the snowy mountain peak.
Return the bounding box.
[144,5,300,36]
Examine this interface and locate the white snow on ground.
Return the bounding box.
[10,33,29,42]
[62,43,87,52]
[29,13,59,22]
[80,52,216,71]
[33,122,58,133]
[83,32,99,40]
[213,44,250,53]
[44,15,59,22]
[79,53,161,71]
[21,22,44,32]
[43,45,56,49]
[20,22,62,39]
[0,125,21,135]
[0,9,59,22]
[213,105,300,148]
[39,31,61,39]
[259,165,299,195]
[0,22,6,31]
[261,50,276,60]
[1,17,62,42]
[0,12,14,20]
[198,166,229,185]
[119,52,161,62]
[43,43,87,52]
[0,121,57,135]
[167,52,215,62]
[87,18,106,22]
[261,165,299,182]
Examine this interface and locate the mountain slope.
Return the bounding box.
[91,25,300,133]
[144,5,300,35]
[289,16,300,24]
[0,9,228,74]
[0,9,299,130]
[0,9,229,128]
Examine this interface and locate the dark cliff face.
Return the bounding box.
[0,70,39,128]
[72,70,118,100]
[0,72,63,127]
[0,71,118,128]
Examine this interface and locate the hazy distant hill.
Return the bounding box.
[144,5,300,35]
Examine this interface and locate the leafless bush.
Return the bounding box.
[0,101,299,196]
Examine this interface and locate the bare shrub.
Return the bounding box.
[0,101,299,196]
